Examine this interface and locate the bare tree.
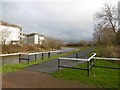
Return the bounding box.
[93,3,119,57]
[0,27,11,45]
[94,4,118,37]
[93,24,102,45]
[93,4,118,45]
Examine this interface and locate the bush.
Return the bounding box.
[41,37,64,50]
[97,45,119,58]
[2,44,43,54]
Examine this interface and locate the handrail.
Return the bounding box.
[87,53,97,61]
[93,57,120,61]
[58,57,88,61]
[0,50,62,57]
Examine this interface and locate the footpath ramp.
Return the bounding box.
[26,47,94,73]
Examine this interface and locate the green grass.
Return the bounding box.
[52,47,119,89]
[1,46,88,73]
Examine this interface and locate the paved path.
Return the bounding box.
[26,47,94,73]
[3,70,91,88]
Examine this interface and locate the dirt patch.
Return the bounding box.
[2,70,88,88]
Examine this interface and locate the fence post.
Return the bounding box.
[58,51,61,55]
[93,58,96,67]
[87,61,90,76]
[19,54,21,63]
[42,53,44,60]
[28,55,30,64]
[35,54,37,62]
[90,59,92,71]
[60,51,62,54]
[48,52,50,59]
[76,52,78,58]
[58,59,60,70]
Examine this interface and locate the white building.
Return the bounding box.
[26,33,45,45]
[0,20,22,44]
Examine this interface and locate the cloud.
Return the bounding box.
[1,0,118,42]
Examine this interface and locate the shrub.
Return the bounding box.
[97,45,119,58]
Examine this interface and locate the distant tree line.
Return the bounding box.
[65,40,92,46]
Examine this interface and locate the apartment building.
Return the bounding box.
[0,20,22,44]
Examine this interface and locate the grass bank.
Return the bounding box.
[52,47,119,89]
[1,46,89,73]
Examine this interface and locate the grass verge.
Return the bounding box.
[1,46,88,73]
[52,47,119,89]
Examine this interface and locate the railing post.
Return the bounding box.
[90,59,93,71]
[42,53,44,60]
[58,51,62,54]
[60,51,62,54]
[87,61,90,76]
[58,59,60,71]
[19,54,21,63]
[48,52,50,59]
[93,58,96,67]
[76,52,78,58]
[35,54,37,62]
[28,55,30,64]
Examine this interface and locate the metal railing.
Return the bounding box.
[93,57,120,70]
[58,53,120,76]
[58,53,97,76]
[19,50,62,64]
[1,50,62,64]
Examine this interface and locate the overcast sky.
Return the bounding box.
[0,0,118,42]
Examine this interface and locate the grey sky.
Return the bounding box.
[1,0,118,42]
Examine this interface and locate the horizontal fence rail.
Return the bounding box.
[0,50,62,57]
[88,53,97,61]
[58,57,88,61]
[93,57,120,70]
[93,57,120,61]
[0,53,21,57]
[59,53,97,62]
